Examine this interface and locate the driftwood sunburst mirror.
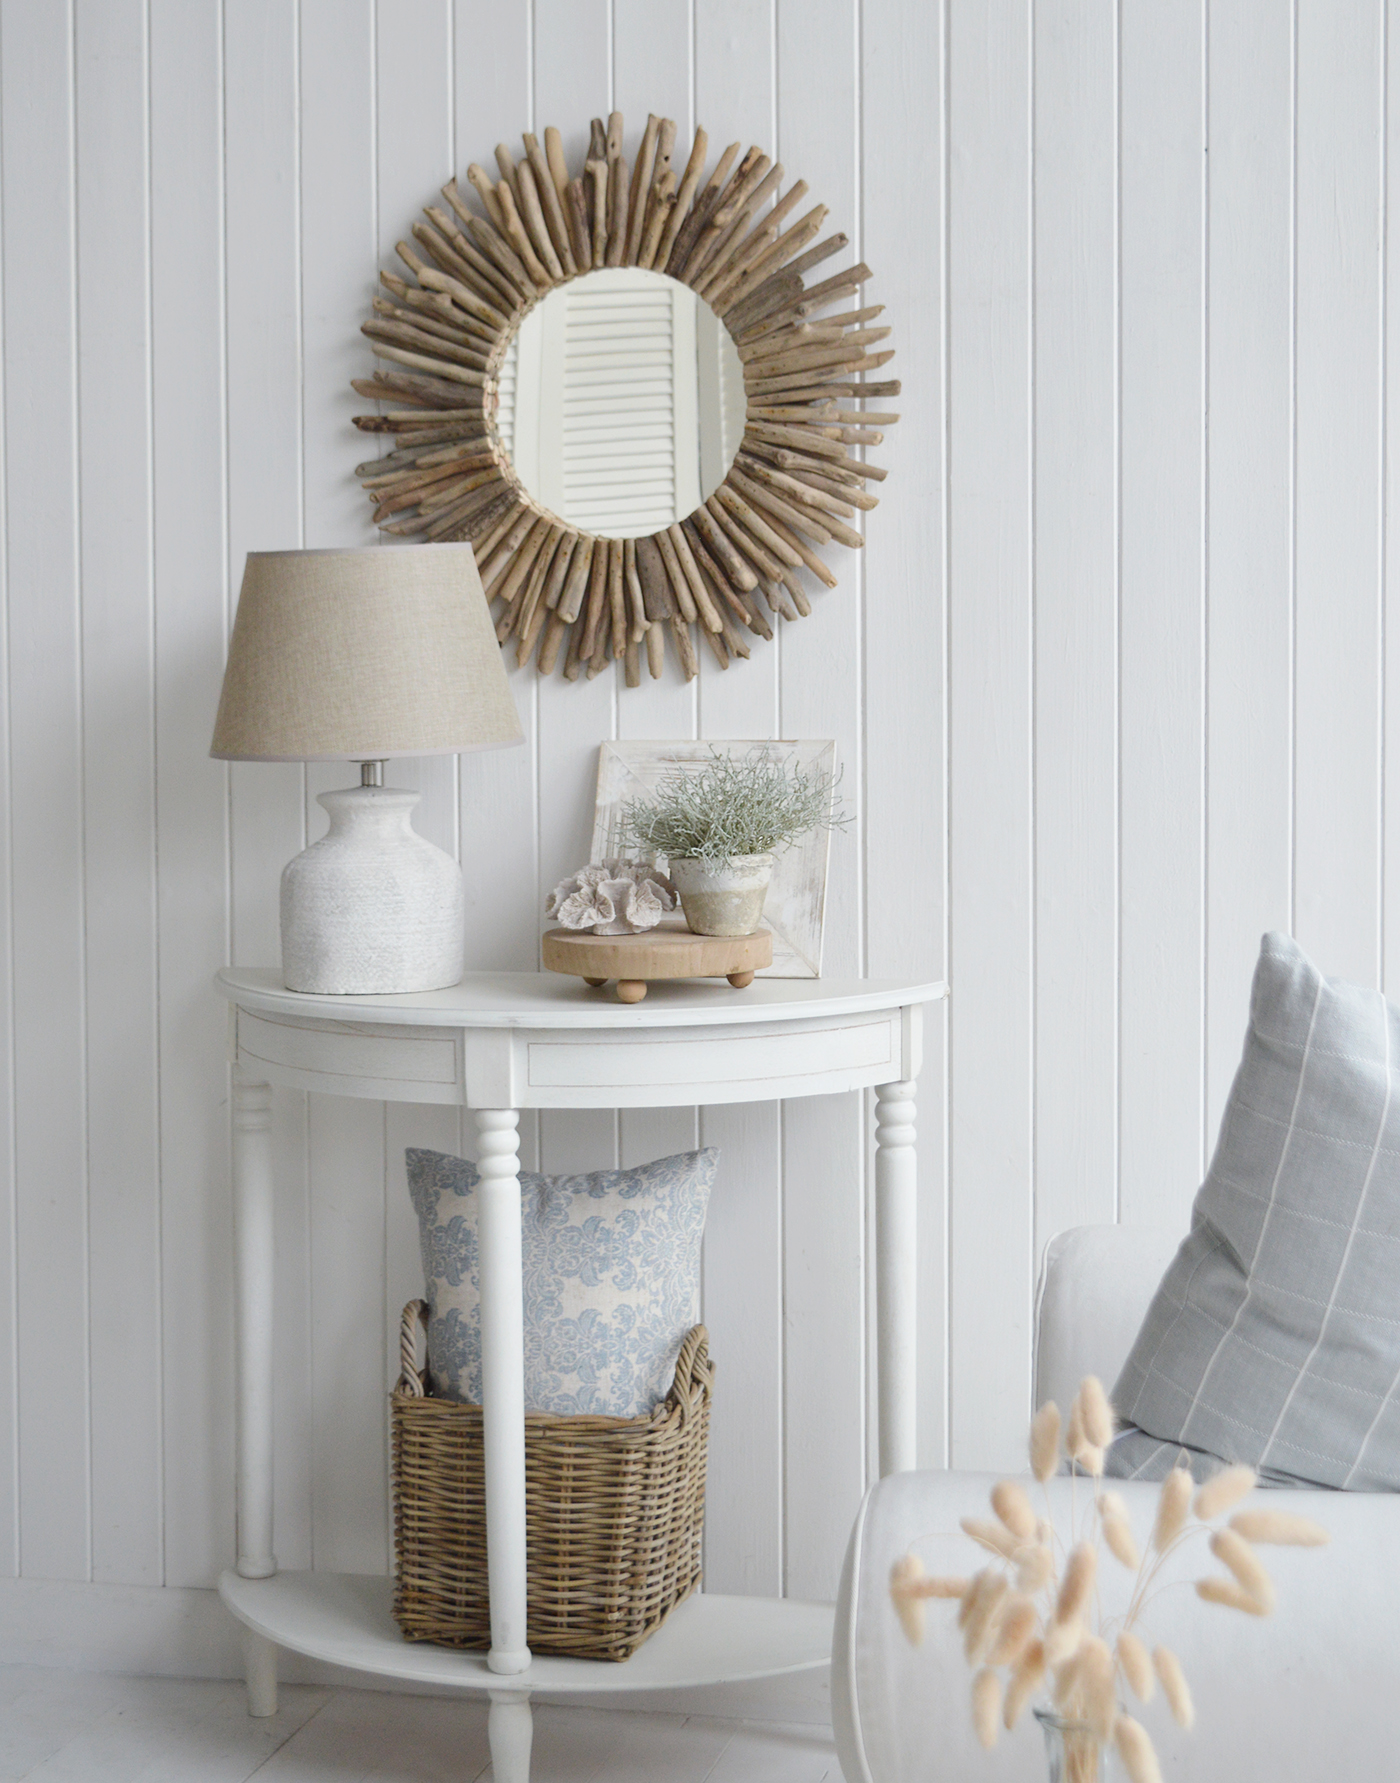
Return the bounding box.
[352,113,898,685]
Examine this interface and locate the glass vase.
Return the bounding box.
[1033,1706,1118,1783]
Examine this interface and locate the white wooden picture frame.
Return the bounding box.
[590,739,837,978]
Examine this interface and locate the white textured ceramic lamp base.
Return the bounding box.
[280,785,465,995]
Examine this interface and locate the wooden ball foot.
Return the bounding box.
[727,970,756,989]
[615,980,648,1003]
[583,977,607,987]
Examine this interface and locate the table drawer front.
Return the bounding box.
[237,1010,462,1098]
[524,1012,897,1098]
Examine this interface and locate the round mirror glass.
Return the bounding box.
[491,267,746,540]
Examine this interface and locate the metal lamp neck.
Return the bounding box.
[358,760,386,787]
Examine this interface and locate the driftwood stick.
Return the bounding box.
[414,263,512,333]
[585,117,608,267]
[537,610,569,676]
[637,178,676,270]
[562,608,586,680]
[353,368,479,407]
[705,494,785,582]
[756,509,839,587]
[372,296,486,350]
[608,537,628,660]
[746,353,893,397]
[667,523,724,631]
[580,533,611,657]
[745,420,845,453]
[479,507,542,590]
[464,166,506,232]
[746,399,838,423]
[653,526,699,623]
[474,499,527,562]
[586,629,610,678]
[624,115,661,265]
[514,161,565,282]
[741,327,892,373]
[359,442,495,482]
[757,576,799,622]
[490,512,552,609]
[457,213,535,308]
[701,624,730,670]
[425,478,514,542]
[665,140,740,276]
[415,218,516,308]
[655,125,708,270]
[544,127,571,204]
[713,485,803,568]
[645,619,665,679]
[722,269,803,335]
[363,319,487,371]
[735,452,857,518]
[415,470,500,513]
[542,531,578,610]
[736,584,774,640]
[718,605,751,659]
[354,417,489,448]
[767,460,878,509]
[623,537,647,640]
[634,534,674,622]
[370,465,496,518]
[454,488,517,544]
[524,132,576,274]
[557,535,594,622]
[740,300,885,346]
[728,467,833,545]
[605,112,628,266]
[681,518,752,623]
[702,191,818,304]
[759,441,888,482]
[623,638,642,688]
[690,502,759,590]
[369,342,484,387]
[494,143,522,206]
[779,567,813,614]
[669,616,699,682]
[689,160,785,292]
[382,272,496,341]
[680,148,771,283]
[489,183,550,290]
[512,525,564,651]
[565,177,591,270]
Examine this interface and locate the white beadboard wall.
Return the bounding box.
[0,0,1395,1658]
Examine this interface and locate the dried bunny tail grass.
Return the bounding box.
[1079,1375,1114,1449]
[987,1592,1039,1666]
[1043,1614,1084,1667]
[1116,1629,1154,1702]
[1053,1542,1097,1626]
[1100,1501,1140,1570]
[1229,1508,1330,1547]
[1077,1442,1105,1478]
[1003,1638,1047,1729]
[910,1575,971,1599]
[1064,1396,1088,1461]
[1030,1402,1062,1482]
[1016,1542,1055,1593]
[1079,1635,1118,1743]
[957,1567,992,1630]
[1193,1462,1257,1522]
[964,1572,1011,1663]
[960,1516,1022,1561]
[971,1667,1002,1749]
[1197,1575,1268,1615]
[1208,1528,1275,1611]
[889,1555,928,1645]
[992,1479,1038,1540]
[1152,1466,1193,1551]
[1153,1645,1195,1728]
[1114,1714,1164,1783]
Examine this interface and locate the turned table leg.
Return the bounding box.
[475,1108,533,1680]
[874,1079,918,1477]
[232,1071,278,1715]
[489,1689,534,1783]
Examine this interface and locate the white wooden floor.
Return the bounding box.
[0,1666,840,1781]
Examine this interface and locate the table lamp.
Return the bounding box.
[210,543,523,995]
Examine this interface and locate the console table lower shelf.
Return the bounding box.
[220,1571,832,1775]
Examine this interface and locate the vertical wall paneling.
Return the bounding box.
[150,0,235,1588]
[1388,0,1400,1002]
[76,0,164,1588]
[1293,0,1385,983]
[860,0,947,1469]
[2,0,89,1583]
[227,0,315,1577]
[1205,0,1296,1144]
[1117,1,1207,1229]
[776,0,870,1601]
[946,0,1034,1470]
[1031,0,1118,1253]
[12,0,1400,1622]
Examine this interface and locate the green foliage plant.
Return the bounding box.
[620,748,848,870]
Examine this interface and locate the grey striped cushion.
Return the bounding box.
[1107,932,1400,1490]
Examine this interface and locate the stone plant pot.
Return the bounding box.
[668,853,774,937]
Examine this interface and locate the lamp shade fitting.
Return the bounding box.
[211,544,521,994]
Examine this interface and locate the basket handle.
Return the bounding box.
[398,1299,430,1398]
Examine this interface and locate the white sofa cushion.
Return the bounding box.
[1109,933,1400,1488]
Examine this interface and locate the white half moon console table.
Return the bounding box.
[215,966,946,1782]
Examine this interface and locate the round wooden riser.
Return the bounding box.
[542,923,773,1001]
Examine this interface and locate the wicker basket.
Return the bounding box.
[391,1299,712,1661]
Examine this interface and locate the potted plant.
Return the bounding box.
[620,749,847,937]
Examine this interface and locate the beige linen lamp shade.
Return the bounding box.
[210,543,522,762]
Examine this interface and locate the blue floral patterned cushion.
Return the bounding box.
[405,1146,717,1416]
